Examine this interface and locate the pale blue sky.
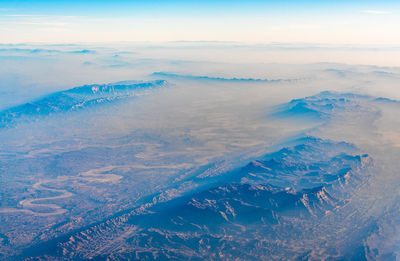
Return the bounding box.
[0,0,399,44]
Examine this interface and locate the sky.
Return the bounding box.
[0,0,400,44]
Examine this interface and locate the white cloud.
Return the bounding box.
[4,14,43,17]
[13,21,69,26]
[0,14,81,28]
[361,10,392,15]
[4,14,80,19]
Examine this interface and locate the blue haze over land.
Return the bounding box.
[0,43,399,260]
[0,31,400,261]
[2,0,400,259]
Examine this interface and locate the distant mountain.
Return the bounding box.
[152,72,288,83]
[0,80,168,128]
[272,91,370,120]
